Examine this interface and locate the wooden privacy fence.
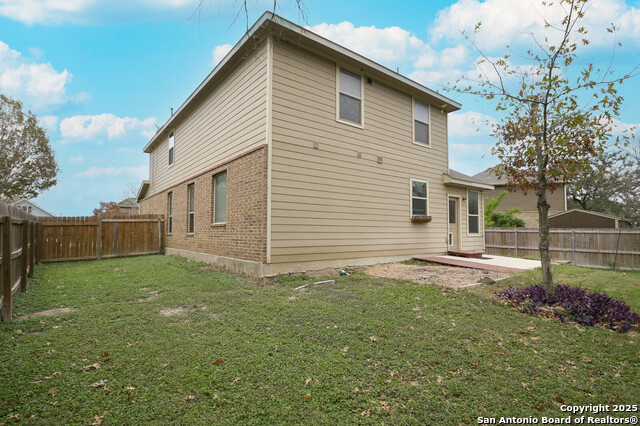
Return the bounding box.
[485,228,640,270]
[39,215,164,262]
[1,202,40,322]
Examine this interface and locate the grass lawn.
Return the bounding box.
[1,256,638,424]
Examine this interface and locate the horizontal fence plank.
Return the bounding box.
[11,279,20,297]
[10,248,22,260]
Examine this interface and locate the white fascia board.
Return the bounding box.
[442,174,494,190]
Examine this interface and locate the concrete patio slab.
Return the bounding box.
[413,254,542,272]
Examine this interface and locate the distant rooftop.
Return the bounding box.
[472,167,507,185]
[119,197,139,208]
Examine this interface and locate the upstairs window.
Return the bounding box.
[338,67,362,125]
[468,190,479,234]
[187,183,195,234]
[167,192,173,234]
[411,180,429,216]
[168,131,175,166]
[212,172,227,224]
[413,100,430,146]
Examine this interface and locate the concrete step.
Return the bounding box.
[447,250,484,258]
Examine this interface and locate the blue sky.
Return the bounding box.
[1,0,639,216]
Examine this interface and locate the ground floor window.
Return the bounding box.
[468,190,479,234]
[411,179,428,216]
[167,192,173,234]
[212,171,227,224]
[187,183,195,233]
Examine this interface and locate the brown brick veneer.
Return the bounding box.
[140,145,268,263]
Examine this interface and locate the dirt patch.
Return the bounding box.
[16,307,76,321]
[138,291,160,302]
[159,307,191,317]
[364,263,510,290]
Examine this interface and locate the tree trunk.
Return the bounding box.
[536,152,554,294]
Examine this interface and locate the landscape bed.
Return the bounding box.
[0,256,638,424]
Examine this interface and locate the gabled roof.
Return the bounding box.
[118,197,139,208]
[549,208,631,222]
[443,169,494,190]
[473,166,570,186]
[143,11,461,153]
[9,198,56,217]
[472,167,507,185]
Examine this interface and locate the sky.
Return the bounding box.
[1,0,639,216]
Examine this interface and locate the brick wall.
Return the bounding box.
[140,145,268,263]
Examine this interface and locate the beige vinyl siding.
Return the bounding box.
[484,184,566,213]
[269,40,453,263]
[148,42,268,195]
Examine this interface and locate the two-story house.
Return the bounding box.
[137,12,493,276]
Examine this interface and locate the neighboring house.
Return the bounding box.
[138,12,493,276]
[118,197,140,215]
[548,209,632,229]
[9,197,55,218]
[473,167,567,227]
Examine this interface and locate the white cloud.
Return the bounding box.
[305,20,528,88]
[0,40,20,61]
[74,165,148,179]
[0,40,75,110]
[449,111,498,139]
[308,21,428,65]
[0,0,208,25]
[431,0,640,49]
[60,113,157,141]
[38,115,59,132]
[69,155,84,163]
[28,46,44,59]
[211,43,233,67]
[71,91,92,104]
[610,117,638,137]
[0,0,91,25]
[450,142,492,155]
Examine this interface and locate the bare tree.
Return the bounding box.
[194,0,307,31]
[454,0,639,291]
[121,182,140,200]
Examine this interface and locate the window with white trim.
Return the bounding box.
[168,131,175,166]
[338,67,362,125]
[411,180,429,216]
[187,183,194,234]
[413,100,430,146]
[468,190,479,234]
[167,192,173,234]
[212,171,227,224]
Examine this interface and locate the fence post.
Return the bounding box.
[113,220,118,256]
[29,222,35,277]
[157,218,162,253]
[97,216,103,260]
[515,228,519,258]
[571,230,576,265]
[35,222,42,264]
[20,220,28,292]
[2,216,12,322]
